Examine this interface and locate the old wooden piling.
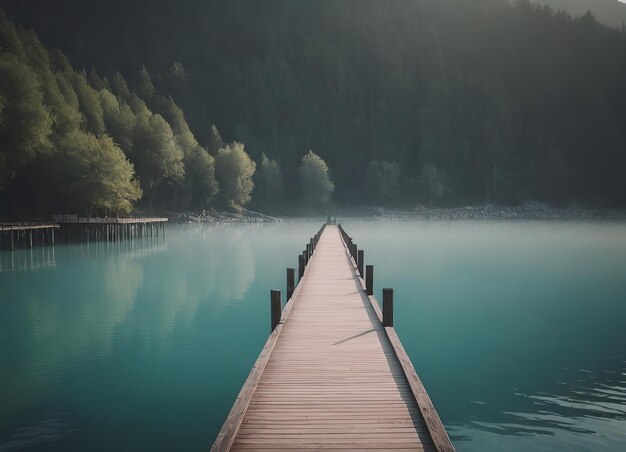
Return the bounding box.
[0,223,60,250]
[52,216,167,244]
[298,255,305,279]
[383,287,394,327]
[270,290,282,332]
[286,268,295,300]
[358,248,364,276]
[366,264,374,295]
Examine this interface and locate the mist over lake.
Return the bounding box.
[1,221,625,451]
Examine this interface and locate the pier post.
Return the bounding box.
[310,238,314,255]
[29,231,33,248]
[366,265,373,295]
[271,290,282,332]
[383,288,394,327]
[357,250,364,276]
[298,255,305,279]
[303,249,308,266]
[287,268,295,300]
[352,243,357,260]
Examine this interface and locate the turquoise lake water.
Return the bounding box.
[1,220,625,451]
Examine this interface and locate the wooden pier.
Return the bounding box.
[0,223,59,250]
[212,222,454,451]
[0,217,168,249]
[53,216,168,243]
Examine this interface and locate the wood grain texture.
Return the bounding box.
[213,225,453,451]
[344,237,455,452]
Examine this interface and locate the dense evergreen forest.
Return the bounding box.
[1,0,626,217]
[533,0,626,29]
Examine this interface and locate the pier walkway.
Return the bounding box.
[212,224,453,451]
[0,223,58,249]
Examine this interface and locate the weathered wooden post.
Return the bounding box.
[366,265,374,295]
[352,243,357,260]
[310,238,314,254]
[383,288,394,327]
[29,231,33,248]
[271,290,282,332]
[327,215,331,225]
[357,249,364,276]
[287,268,295,300]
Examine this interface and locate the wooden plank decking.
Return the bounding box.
[0,223,59,231]
[212,224,453,451]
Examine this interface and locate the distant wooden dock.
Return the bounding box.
[212,222,454,451]
[53,215,168,243]
[0,223,59,250]
[0,217,168,249]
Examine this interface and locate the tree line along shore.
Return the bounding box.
[2,1,626,220]
[0,11,334,220]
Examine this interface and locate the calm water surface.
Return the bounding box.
[1,220,625,451]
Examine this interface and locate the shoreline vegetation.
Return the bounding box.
[165,201,626,224]
[4,201,625,229]
[0,11,337,219]
[2,3,626,219]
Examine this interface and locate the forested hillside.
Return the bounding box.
[1,0,626,216]
[532,0,626,29]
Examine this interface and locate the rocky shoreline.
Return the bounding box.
[168,208,282,224]
[160,201,626,224]
[365,201,626,221]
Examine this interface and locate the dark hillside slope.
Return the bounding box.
[2,0,626,206]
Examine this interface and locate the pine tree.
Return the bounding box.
[0,53,52,189]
